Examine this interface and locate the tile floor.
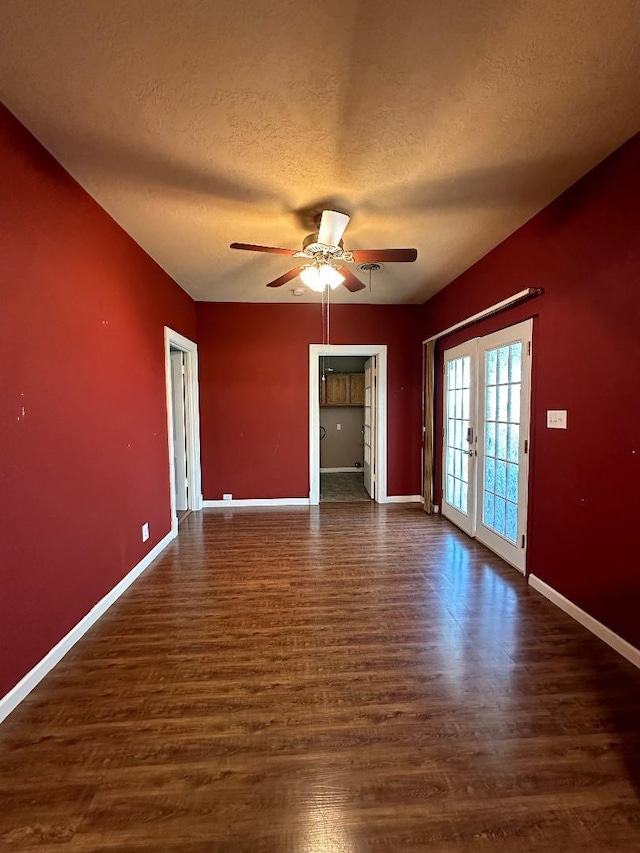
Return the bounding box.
[320,471,371,502]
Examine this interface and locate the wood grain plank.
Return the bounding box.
[1,505,639,851]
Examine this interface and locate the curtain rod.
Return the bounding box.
[422,287,543,345]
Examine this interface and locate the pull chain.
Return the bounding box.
[320,283,332,381]
[326,282,331,361]
[321,285,327,383]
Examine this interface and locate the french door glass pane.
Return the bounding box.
[445,355,471,513]
[482,342,522,543]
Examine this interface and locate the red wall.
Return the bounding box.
[196,303,422,500]
[3,91,636,704]
[419,133,640,649]
[0,105,196,697]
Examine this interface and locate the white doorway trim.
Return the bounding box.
[309,344,388,505]
[164,328,203,536]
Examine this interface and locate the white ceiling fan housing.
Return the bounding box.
[317,210,350,248]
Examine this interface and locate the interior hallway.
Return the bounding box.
[1,505,639,851]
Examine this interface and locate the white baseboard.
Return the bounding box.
[320,467,362,473]
[0,528,176,725]
[385,495,424,503]
[528,574,640,670]
[202,497,310,508]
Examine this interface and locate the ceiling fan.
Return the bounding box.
[230,210,417,293]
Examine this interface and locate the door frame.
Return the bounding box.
[164,328,202,536]
[169,350,189,512]
[363,357,377,499]
[309,344,388,505]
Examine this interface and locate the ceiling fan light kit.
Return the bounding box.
[298,266,325,292]
[321,264,346,289]
[300,263,345,292]
[230,208,417,294]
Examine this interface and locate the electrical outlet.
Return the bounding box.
[223,493,233,501]
[142,522,150,542]
[336,423,341,430]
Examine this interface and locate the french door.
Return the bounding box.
[442,341,477,536]
[442,320,532,572]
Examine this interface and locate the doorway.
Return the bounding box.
[441,320,532,572]
[164,328,202,536]
[170,348,189,521]
[309,344,387,505]
[317,355,369,502]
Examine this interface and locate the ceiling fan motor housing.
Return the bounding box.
[300,232,354,262]
[303,232,342,252]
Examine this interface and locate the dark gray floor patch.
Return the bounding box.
[320,472,371,502]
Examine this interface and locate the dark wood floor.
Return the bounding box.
[1,504,639,851]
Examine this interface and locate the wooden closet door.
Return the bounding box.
[325,374,349,405]
[349,374,365,405]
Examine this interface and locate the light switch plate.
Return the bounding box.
[336,423,341,430]
[142,522,150,542]
[547,410,567,429]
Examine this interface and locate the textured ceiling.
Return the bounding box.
[1,1,639,304]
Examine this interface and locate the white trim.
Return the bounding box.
[385,495,424,503]
[164,328,203,525]
[310,344,388,506]
[0,529,176,725]
[528,575,640,670]
[202,498,310,508]
[423,288,540,344]
[320,467,361,473]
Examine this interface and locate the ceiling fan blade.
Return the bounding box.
[231,242,298,256]
[318,210,350,247]
[351,248,418,263]
[266,267,302,288]
[341,267,366,293]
